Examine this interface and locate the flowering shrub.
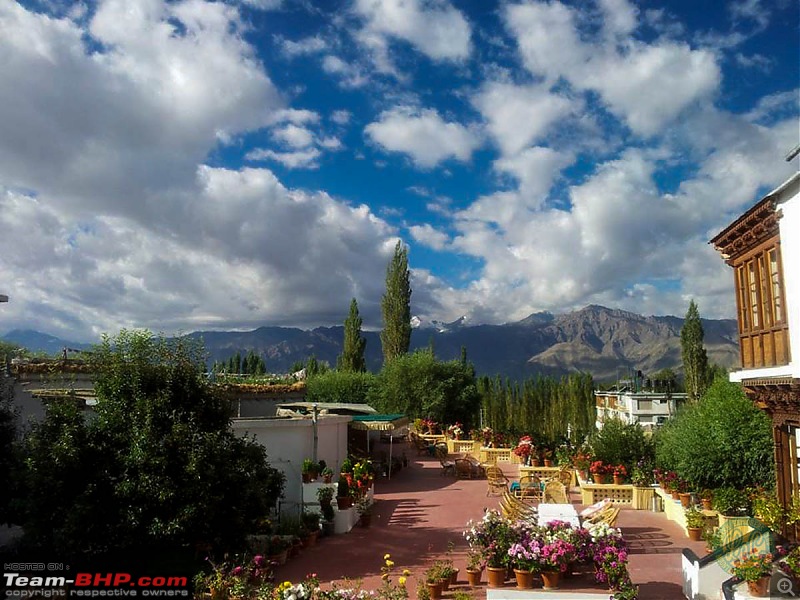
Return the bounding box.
[194,555,276,600]
[612,465,627,478]
[508,540,541,572]
[512,435,534,459]
[573,451,593,473]
[464,510,516,568]
[731,549,774,582]
[447,423,464,439]
[590,461,609,475]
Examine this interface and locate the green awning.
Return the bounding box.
[350,414,409,431]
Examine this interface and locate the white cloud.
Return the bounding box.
[409,223,449,250]
[272,124,315,149]
[245,147,322,169]
[472,82,575,156]
[331,109,352,125]
[277,34,328,57]
[352,0,471,62]
[494,147,574,207]
[365,106,480,168]
[505,0,721,136]
[322,55,369,88]
[240,0,284,10]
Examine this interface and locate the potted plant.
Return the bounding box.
[317,485,335,510]
[322,465,334,484]
[301,511,321,546]
[508,541,539,589]
[612,464,627,485]
[302,458,318,483]
[424,563,445,599]
[590,461,609,484]
[320,501,335,536]
[713,487,752,525]
[685,506,705,541]
[465,550,484,587]
[700,489,714,511]
[356,496,373,527]
[731,550,774,597]
[542,447,554,467]
[702,526,721,554]
[337,477,352,509]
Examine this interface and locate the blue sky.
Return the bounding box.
[0,0,797,342]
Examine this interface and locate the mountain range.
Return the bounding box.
[2,305,740,382]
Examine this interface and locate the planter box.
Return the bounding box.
[519,466,577,487]
[480,447,520,464]
[580,481,634,505]
[448,440,480,456]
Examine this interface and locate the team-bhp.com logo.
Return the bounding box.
[3,567,189,598]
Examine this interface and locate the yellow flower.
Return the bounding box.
[386,560,395,568]
[402,570,411,577]
[381,573,389,581]
[398,577,407,586]
[384,554,391,560]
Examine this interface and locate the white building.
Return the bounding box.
[594,387,687,430]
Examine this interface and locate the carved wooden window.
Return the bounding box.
[733,240,789,368]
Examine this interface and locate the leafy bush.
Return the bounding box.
[590,417,654,471]
[305,370,377,405]
[368,350,480,428]
[14,330,285,558]
[654,378,773,490]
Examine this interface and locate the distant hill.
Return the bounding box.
[3,306,739,381]
[1,329,91,356]
[187,305,739,382]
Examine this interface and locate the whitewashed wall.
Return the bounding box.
[778,176,800,379]
[231,415,351,514]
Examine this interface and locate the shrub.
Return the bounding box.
[655,378,773,490]
[305,370,378,405]
[590,417,654,472]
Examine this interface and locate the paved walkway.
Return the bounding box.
[274,443,705,599]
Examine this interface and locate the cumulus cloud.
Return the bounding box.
[472,82,575,156]
[505,0,720,136]
[409,224,449,250]
[352,0,472,62]
[365,106,480,168]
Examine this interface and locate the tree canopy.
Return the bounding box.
[14,330,285,559]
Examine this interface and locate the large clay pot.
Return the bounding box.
[543,459,553,467]
[426,582,443,600]
[486,567,507,588]
[747,576,770,597]
[514,570,535,589]
[466,569,482,587]
[593,474,605,484]
[679,493,692,508]
[702,499,713,510]
[613,475,624,485]
[541,570,560,590]
[687,527,703,541]
[449,569,459,585]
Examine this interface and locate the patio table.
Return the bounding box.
[537,503,580,527]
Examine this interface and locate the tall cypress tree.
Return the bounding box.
[338,298,367,372]
[681,299,709,403]
[380,241,412,364]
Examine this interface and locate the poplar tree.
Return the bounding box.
[681,299,709,403]
[338,298,367,372]
[380,241,412,363]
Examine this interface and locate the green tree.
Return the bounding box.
[380,241,412,364]
[655,377,773,490]
[681,300,709,403]
[15,330,285,559]
[0,371,18,525]
[306,370,377,405]
[369,349,480,428]
[338,298,367,372]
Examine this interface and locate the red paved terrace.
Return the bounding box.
[275,442,706,599]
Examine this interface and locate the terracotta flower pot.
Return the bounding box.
[747,576,770,597]
[486,567,507,588]
[543,459,553,467]
[426,582,443,600]
[541,570,560,590]
[466,569,482,587]
[593,474,605,484]
[671,490,681,500]
[449,569,459,585]
[679,493,692,508]
[687,527,703,541]
[702,499,713,510]
[613,475,624,485]
[531,458,541,467]
[514,569,535,589]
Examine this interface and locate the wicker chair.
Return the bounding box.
[517,474,542,501]
[542,480,569,504]
[557,467,573,487]
[486,465,510,496]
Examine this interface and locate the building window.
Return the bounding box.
[737,243,785,334]
[769,248,783,323]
